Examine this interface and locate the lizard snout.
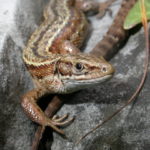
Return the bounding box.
[101,63,115,75]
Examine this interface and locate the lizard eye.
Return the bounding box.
[75,63,84,71]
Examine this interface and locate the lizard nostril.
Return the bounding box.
[101,63,115,74]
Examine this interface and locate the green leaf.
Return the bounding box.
[124,0,150,30]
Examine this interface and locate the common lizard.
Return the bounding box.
[22,0,115,135]
[30,0,138,149]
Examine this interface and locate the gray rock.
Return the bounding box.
[0,0,150,150]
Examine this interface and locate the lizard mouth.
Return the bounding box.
[63,74,112,93]
[75,74,112,84]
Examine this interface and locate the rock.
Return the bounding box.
[0,0,150,150]
[0,0,46,149]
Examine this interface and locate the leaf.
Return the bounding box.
[124,0,150,30]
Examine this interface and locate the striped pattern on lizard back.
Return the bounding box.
[23,0,88,66]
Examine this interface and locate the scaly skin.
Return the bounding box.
[22,0,114,135]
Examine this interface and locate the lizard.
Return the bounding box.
[21,0,115,136]
[29,0,137,148]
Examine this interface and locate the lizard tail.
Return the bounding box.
[90,0,137,60]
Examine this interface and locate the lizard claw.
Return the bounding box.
[52,114,69,122]
[52,113,75,126]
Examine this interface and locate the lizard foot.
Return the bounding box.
[45,114,74,135]
[75,0,115,19]
[96,0,115,19]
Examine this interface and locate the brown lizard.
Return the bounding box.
[30,0,137,149]
[22,0,114,137]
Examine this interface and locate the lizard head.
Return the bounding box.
[56,53,115,93]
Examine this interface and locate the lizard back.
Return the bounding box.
[23,0,88,66]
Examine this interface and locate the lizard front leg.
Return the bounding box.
[21,88,73,134]
[59,40,80,54]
